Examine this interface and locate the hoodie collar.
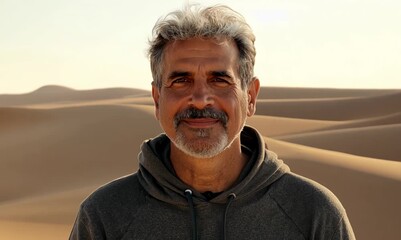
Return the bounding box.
[137,125,290,205]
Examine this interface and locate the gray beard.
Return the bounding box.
[172,127,229,159]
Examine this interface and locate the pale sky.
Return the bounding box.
[1,0,400,94]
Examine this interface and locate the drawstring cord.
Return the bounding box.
[223,193,236,240]
[185,189,198,240]
[185,190,237,240]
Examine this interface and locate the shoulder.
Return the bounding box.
[82,173,145,210]
[70,173,147,239]
[271,172,346,215]
[270,172,345,213]
[268,173,352,238]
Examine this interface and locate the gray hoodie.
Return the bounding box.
[70,126,355,239]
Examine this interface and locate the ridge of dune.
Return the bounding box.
[20,96,155,109]
[276,123,401,161]
[30,85,75,94]
[323,111,401,130]
[0,86,151,107]
[268,138,401,179]
[257,87,400,99]
[256,91,401,120]
[247,112,401,139]
[246,115,339,137]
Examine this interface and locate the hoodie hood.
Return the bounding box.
[137,125,290,205]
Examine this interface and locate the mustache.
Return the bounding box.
[174,107,228,128]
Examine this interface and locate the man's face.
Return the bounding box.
[152,37,259,158]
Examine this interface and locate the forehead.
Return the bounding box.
[162,37,239,71]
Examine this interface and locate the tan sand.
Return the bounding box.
[0,85,150,107]
[246,115,339,137]
[277,123,401,161]
[256,91,401,120]
[257,87,399,99]
[0,220,71,240]
[0,86,400,239]
[0,104,159,201]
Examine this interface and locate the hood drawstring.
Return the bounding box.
[224,193,236,240]
[184,190,237,240]
[185,189,198,240]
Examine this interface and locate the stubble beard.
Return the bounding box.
[171,107,230,159]
[172,126,229,159]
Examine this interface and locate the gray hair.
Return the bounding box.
[148,4,256,89]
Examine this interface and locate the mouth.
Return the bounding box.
[181,118,221,128]
[173,107,228,129]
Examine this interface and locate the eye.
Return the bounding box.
[170,78,191,88]
[211,77,230,87]
[173,78,187,83]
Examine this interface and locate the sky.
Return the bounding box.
[1,0,400,94]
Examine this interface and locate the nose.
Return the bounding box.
[188,81,214,109]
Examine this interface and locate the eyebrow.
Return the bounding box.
[167,71,191,80]
[210,71,233,79]
[166,70,234,80]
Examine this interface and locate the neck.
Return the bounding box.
[170,139,248,193]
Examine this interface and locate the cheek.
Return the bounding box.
[225,95,248,120]
[162,89,189,105]
[233,90,249,110]
[158,95,179,119]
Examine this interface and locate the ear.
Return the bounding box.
[246,77,260,117]
[151,83,160,120]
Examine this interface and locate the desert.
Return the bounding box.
[1,85,400,239]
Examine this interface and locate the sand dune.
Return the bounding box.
[256,91,401,120]
[277,123,401,161]
[324,111,401,130]
[0,220,71,240]
[257,87,400,99]
[0,104,159,202]
[0,187,95,224]
[0,85,150,107]
[246,115,339,137]
[0,85,400,239]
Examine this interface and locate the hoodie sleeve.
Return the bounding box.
[329,214,356,240]
[69,203,106,240]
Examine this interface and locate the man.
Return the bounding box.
[70,5,355,239]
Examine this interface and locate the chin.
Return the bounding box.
[172,132,229,159]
